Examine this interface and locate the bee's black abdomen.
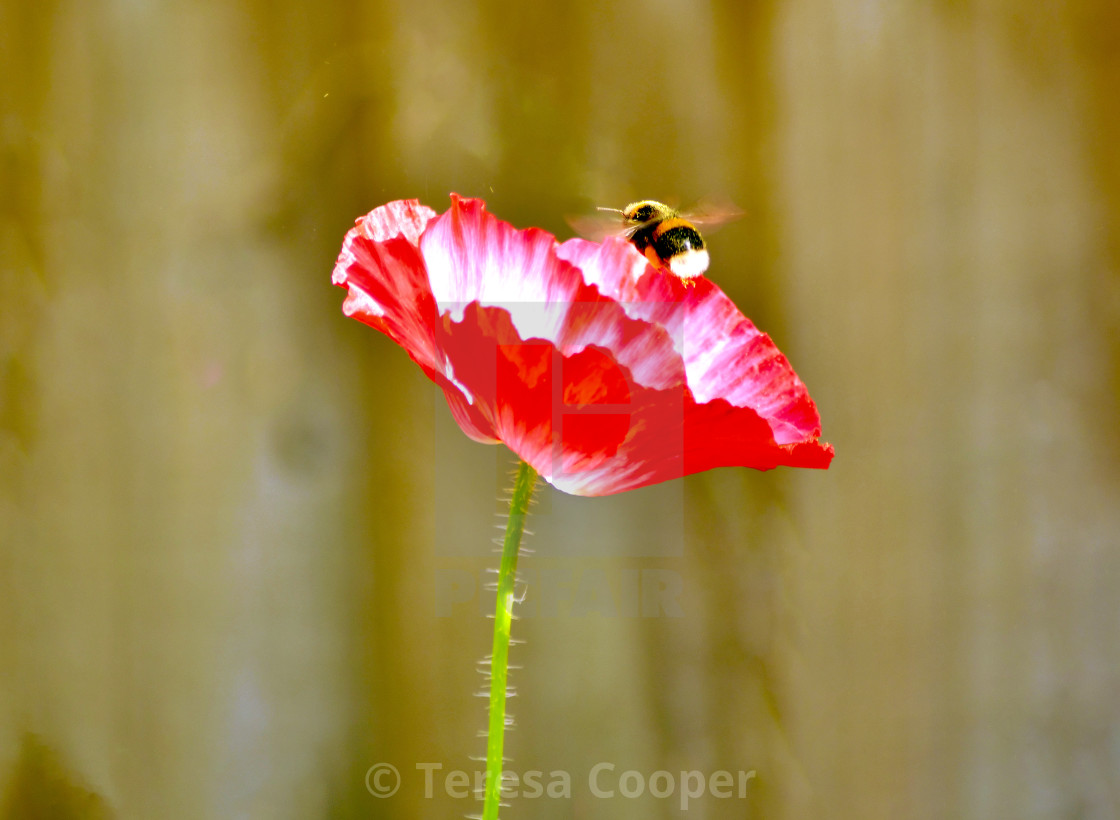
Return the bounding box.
[652,221,705,260]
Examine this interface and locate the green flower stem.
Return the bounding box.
[482,460,538,820]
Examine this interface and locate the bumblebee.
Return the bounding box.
[594,199,739,280]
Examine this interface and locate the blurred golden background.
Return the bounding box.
[3,1,1119,818]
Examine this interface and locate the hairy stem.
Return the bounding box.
[482,460,537,820]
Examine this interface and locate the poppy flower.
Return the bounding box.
[332,195,833,496]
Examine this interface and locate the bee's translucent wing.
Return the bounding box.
[683,196,744,232]
[566,208,650,241]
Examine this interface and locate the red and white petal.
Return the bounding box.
[557,236,823,445]
[332,201,442,374]
[679,281,821,443]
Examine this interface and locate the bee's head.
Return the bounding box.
[622,200,675,224]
